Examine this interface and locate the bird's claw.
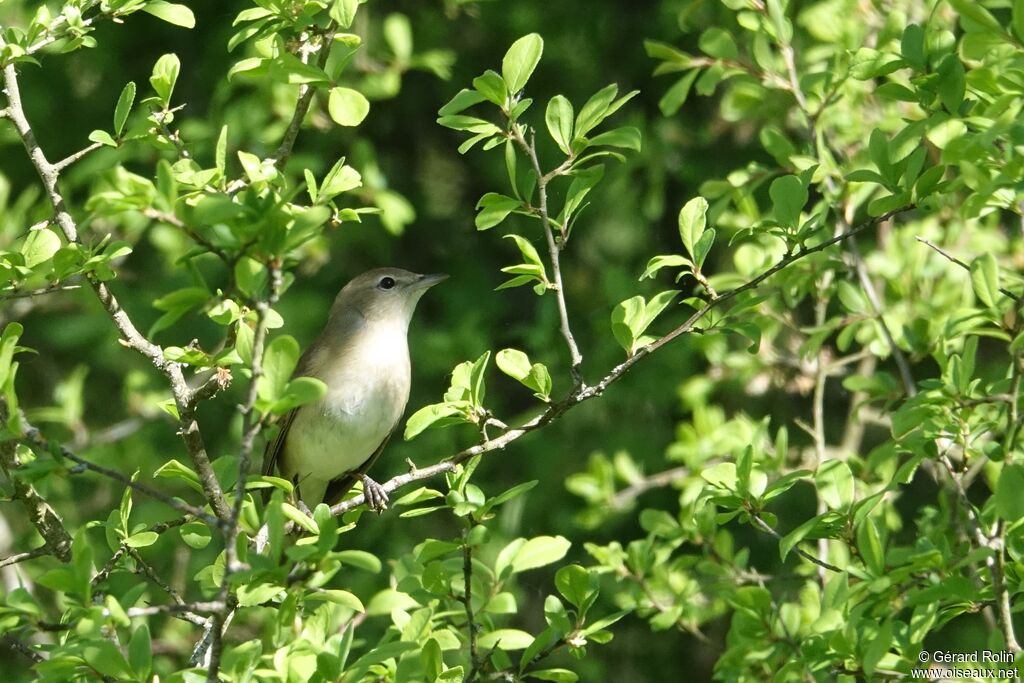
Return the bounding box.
[362,475,389,513]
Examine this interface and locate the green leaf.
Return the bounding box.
[502,33,544,94]
[769,175,807,227]
[149,53,181,105]
[498,536,571,575]
[473,69,507,106]
[21,227,61,268]
[528,669,578,683]
[88,130,118,147]
[555,564,595,610]
[496,348,552,399]
[900,24,926,70]
[816,459,855,510]
[142,2,195,28]
[329,0,359,29]
[328,87,370,126]
[587,126,641,152]
[237,582,285,608]
[678,197,708,260]
[258,335,300,404]
[996,463,1024,521]
[698,27,738,60]
[476,193,522,230]
[309,589,365,612]
[545,95,574,154]
[936,54,965,114]
[124,531,159,548]
[154,459,202,492]
[383,13,413,60]
[404,403,467,440]
[113,81,136,137]
[439,89,487,116]
[658,70,699,116]
[478,629,535,650]
[692,228,715,269]
[128,624,152,679]
[701,462,737,490]
[640,254,691,280]
[970,253,1000,309]
[179,521,211,549]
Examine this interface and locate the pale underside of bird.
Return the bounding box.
[261,268,445,511]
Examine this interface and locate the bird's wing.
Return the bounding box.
[261,406,298,479]
[260,340,321,482]
[322,427,395,505]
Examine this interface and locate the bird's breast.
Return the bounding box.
[281,323,412,485]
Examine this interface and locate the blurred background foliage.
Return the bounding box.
[3,0,1023,680]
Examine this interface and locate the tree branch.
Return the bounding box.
[510,126,585,388]
[329,206,915,516]
[0,546,50,569]
[53,141,104,172]
[2,62,231,521]
[916,236,1021,302]
[749,510,843,573]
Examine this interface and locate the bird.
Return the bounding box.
[261,267,446,511]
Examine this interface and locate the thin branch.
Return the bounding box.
[2,62,231,521]
[937,451,1021,654]
[916,236,1021,302]
[0,546,50,569]
[0,403,72,562]
[142,208,229,262]
[329,206,915,517]
[273,30,335,171]
[510,126,585,388]
[610,466,689,510]
[0,283,82,301]
[205,262,282,682]
[20,417,217,524]
[93,517,189,589]
[848,236,916,396]
[749,510,843,573]
[53,141,104,172]
[2,634,44,663]
[462,524,481,683]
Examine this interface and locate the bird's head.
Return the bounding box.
[330,267,447,328]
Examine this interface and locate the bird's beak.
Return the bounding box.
[414,273,449,289]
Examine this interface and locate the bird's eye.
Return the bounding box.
[378,276,396,290]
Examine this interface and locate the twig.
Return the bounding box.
[142,208,229,262]
[510,126,585,388]
[462,525,481,683]
[749,510,843,573]
[2,634,44,663]
[2,62,231,521]
[273,31,335,171]
[610,466,689,510]
[0,283,82,300]
[21,417,216,524]
[848,237,916,396]
[328,206,915,516]
[0,403,72,562]
[53,141,104,172]
[916,236,1021,302]
[93,517,188,589]
[0,546,50,569]
[205,262,282,682]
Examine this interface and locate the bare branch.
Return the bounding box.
[0,546,50,569]
[461,523,481,681]
[0,283,82,301]
[273,30,335,171]
[53,141,104,172]
[142,208,230,263]
[610,466,689,511]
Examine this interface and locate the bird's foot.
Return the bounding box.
[362,475,389,513]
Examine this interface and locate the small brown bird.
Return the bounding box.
[262,268,446,510]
